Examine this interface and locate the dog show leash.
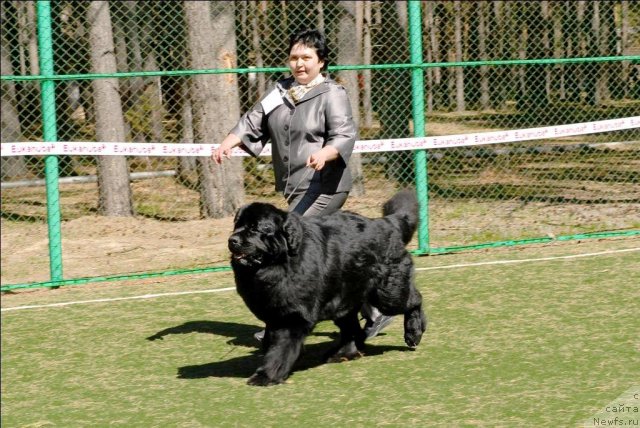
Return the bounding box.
[284,167,314,205]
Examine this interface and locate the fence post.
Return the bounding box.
[36,0,63,282]
[408,0,429,253]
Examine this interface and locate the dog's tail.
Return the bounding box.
[382,190,419,245]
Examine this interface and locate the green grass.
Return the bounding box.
[2,240,639,427]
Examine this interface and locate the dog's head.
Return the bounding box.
[228,202,303,268]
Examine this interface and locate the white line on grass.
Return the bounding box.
[1,287,236,312]
[415,247,640,271]
[2,247,638,313]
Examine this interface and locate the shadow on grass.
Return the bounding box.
[147,320,412,380]
[146,320,261,348]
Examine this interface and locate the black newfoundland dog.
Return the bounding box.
[228,190,427,386]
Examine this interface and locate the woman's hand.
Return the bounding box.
[212,134,242,164]
[307,146,339,171]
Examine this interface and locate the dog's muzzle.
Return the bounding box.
[229,234,263,267]
[228,234,247,260]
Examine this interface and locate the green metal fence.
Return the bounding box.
[1,1,639,290]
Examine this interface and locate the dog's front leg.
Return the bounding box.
[247,326,307,386]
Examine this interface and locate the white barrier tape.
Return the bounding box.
[2,116,638,157]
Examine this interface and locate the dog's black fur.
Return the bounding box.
[228,190,427,386]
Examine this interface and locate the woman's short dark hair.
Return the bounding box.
[289,28,329,71]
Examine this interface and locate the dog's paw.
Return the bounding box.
[404,323,425,348]
[326,350,364,363]
[404,309,427,348]
[404,333,420,349]
[247,372,282,387]
[404,327,424,348]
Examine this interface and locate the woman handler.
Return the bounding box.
[212,28,393,340]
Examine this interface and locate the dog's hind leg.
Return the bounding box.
[325,310,365,363]
[248,324,310,386]
[369,257,427,348]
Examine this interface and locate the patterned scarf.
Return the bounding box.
[287,74,325,103]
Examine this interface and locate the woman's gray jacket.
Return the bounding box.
[230,76,356,196]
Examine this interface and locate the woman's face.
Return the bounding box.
[288,43,324,85]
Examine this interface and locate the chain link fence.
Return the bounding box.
[1,1,639,286]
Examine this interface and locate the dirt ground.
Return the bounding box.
[2,195,639,286]
[1,215,233,285]
[0,193,383,285]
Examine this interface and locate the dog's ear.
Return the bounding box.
[283,212,303,256]
[233,205,246,227]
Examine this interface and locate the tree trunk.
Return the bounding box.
[425,1,441,112]
[582,0,613,105]
[454,1,465,112]
[114,1,135,115]
[553,1,566,100]
[541,1,552,105]
[177,80,196,186]
[593,1,602,104]
[362,1,373,127]
[15,1,40,75]
[123,1,144,100]
[375,1,413,184]
[112,5,134,146]
[250,1,267,100]
[337,1,365,197]
[577,0,589,102]
[316,0,324,32]
[184,1,244,218]
[376,0,410,139]
[87,1,133,216]
[518,2,549,114]
[620,0,630,98]
[116,3,156,167]
[477,1,489,110]
[143,52,165,143]
[1,10,27,181]
[395,0,408,30]
[14,1,41,133]
[585,1,601,105]
[136,3,164,145]
[598,1,615,102]
[517,4,527,103]
[493,1,508,109]
[113,5,130,99]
